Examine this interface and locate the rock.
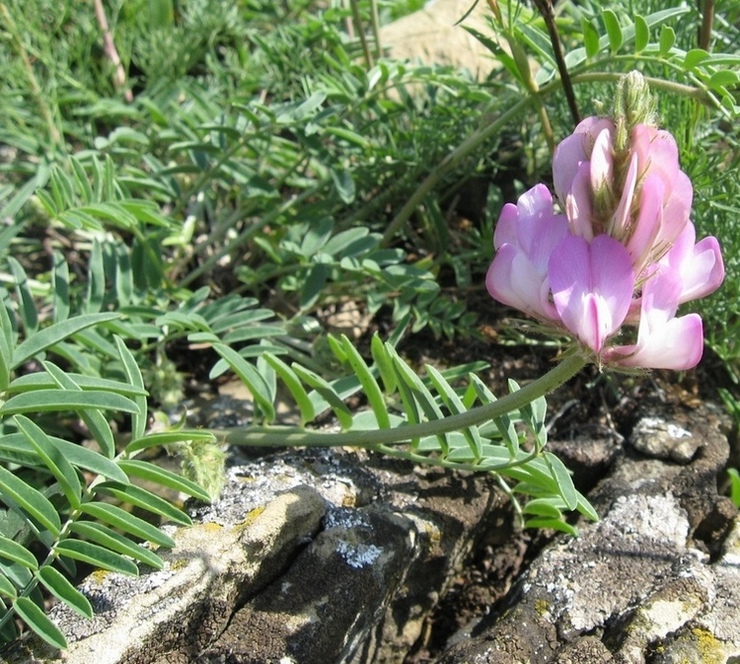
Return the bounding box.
[2,448,501,663]
[378,0,495,79]
[438,400,740,663]
[3,398,736,663]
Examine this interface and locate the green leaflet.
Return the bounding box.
[0,535,38,570]
[54,540,138,576]
[37,566,93,618]
[15,415,83,509]
[117,459,211,502]
[11,312,121,369]
[0,466,61,536]
[68,522,164,570]
[13,597,67,650]
[79,503,176,549]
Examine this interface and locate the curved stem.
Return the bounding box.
[380,94,536,246]
[222,352,587,448]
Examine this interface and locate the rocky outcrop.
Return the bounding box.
[439,400,740,664]
[2,399,738,664]
[3,448,504,663]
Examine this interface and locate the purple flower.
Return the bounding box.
[487,104,724,370]
[485,184,568,321]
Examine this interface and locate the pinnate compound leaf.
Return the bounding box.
[68,522,164,569]
[117,459,211,502]
[79,503,176,549]
[0,535,38,570]
[37,566,93,618]
[11,312,121,369]
[55,540,139,576]
[13,596,67,650]
[0,466,61,536]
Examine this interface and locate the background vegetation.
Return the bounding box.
[0,0,738,649]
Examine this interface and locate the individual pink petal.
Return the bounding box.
[613,314,704,370]
[661,223,725,303]
[553,117,615,206]
[625,174,664,269]
[632,125,680,193]
[493,202,520,249]
[609,270,704,370]
[590,127,614,195]
[494,184,557,250]
[486,245,558,320]
[609,152,639,239]
[549,234,634,353]
[654,170,692,250]
[565,163,595,239]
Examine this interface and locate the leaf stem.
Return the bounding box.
[221,352,587,449]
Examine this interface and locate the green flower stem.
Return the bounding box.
[380,95,536,247]
[222,352,587,450]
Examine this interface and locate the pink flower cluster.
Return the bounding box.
[486,116,724,370]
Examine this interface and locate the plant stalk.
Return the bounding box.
[222,352,587,449]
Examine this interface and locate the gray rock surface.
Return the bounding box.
[438,401,740,663]
[2,447,500,663]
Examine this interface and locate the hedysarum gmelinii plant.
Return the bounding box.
[486,72,724,370]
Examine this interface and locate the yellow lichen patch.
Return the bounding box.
[691,627,725,664]
[237,505,266,530]
[89,569,110,586]
[534,599,550,617]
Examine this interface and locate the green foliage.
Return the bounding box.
[0,0,738,652]
[0,278,214,648]
[224,334,597,535]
